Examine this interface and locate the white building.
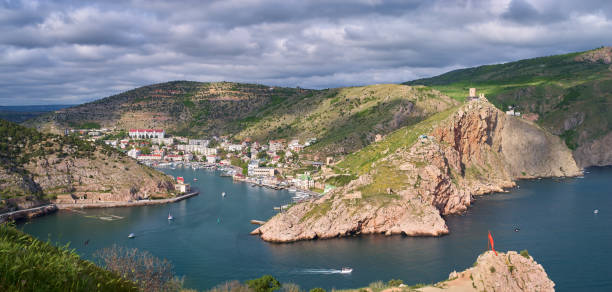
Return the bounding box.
[288,139,304,152]
[189,139,209,146]
[176,144,217,155]
[206,155,217,164]
[269,140,285,152]
[228,144,244,152]
[129,129,165,139]
[136,154,162,160]
[248,167,275,177]
[151,137,174,145]
[127,148,140,159]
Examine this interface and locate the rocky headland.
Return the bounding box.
[0,119,176,215]
[415,250,555,292]
[252,98,581,242]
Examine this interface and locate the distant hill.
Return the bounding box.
[25,81,458,156]
[405,46,612,167]
[0,119,174,213]
[0,105,73,123]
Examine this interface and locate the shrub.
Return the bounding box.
[94,244,183,292]
[489,266,496,273]
[368,280,386,291]
[520,250,530,259]
[246,275,281,292]
[387,279,403,287]
[309,288,326,292]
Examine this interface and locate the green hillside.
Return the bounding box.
[235,84,457,156]
[405,46,612,166]
[25,82,458,157]
[0,224,138,291]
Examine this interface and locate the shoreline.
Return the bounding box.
[0,191,199,223]
[55,190,199,209]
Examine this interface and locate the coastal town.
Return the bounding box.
[67,127,335,200]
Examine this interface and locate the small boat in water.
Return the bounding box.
[128,233,136,239]
[168,213,174,220]
[194,178,198,181]
[594,209,599,214]
[222,192,226,197]
[288,188,297,192]
[340,267,353,274]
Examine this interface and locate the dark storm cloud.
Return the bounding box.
[1,0,612,105]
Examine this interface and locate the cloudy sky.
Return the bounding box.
[1,0,612,105]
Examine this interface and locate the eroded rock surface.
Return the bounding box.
[254,99,580,242]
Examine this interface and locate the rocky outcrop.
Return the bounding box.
[574,46,612,64]
[418,251,554,292]
[254,98,581,242]
[573,131,612,167]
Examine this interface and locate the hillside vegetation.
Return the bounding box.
[25,81,312,137]
[0,224,138,291]
[0,119,174,213]
[25,82,457,157]
[236,84,457,156]
[406,47,612,167]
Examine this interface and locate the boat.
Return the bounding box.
[222,192,226,197]
[168,213,174,220]
[288,188,297,192]
[194,178,198,181]
[340,267,353,274]
[128,233,136,239]
[594,209,599,214]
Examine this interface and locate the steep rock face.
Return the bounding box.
[26,153,175,204]
[470,251,555,292]
[254,99,580,242]
[573,131,612,167]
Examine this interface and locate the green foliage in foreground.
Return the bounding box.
[0,223,138,292]
[246,275,282,292]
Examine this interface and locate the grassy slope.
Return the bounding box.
[25,81,312,137]
[404,48,612,150]
[235,84,457,156]
[0,224,138,291]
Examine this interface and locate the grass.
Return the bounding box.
[338,106,458,176]
[406,47,612,151]
[300,200,332,222]
[0,223,138,291]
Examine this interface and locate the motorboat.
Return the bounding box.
[340,267,353,274]
[128,233,136,239]
[222,192,226,197]
[168,213,174,220]
[594,209,599,214]
[288,188,297,192]
[193,178,198,181]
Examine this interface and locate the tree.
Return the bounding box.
[94,245,183,292]
[310,288,326,292]
[246,275,281,292]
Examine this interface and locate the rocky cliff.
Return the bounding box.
[0,119,175,213]
[418,250,554,292]
[252,98,580,242]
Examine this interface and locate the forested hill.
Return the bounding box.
[405,46,612,167]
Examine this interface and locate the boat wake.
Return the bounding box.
[297,269,347,274]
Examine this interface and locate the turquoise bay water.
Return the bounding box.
[20,167,612,291]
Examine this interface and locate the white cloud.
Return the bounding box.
[0,0,612,105]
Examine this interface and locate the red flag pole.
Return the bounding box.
[488,231,498,256]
